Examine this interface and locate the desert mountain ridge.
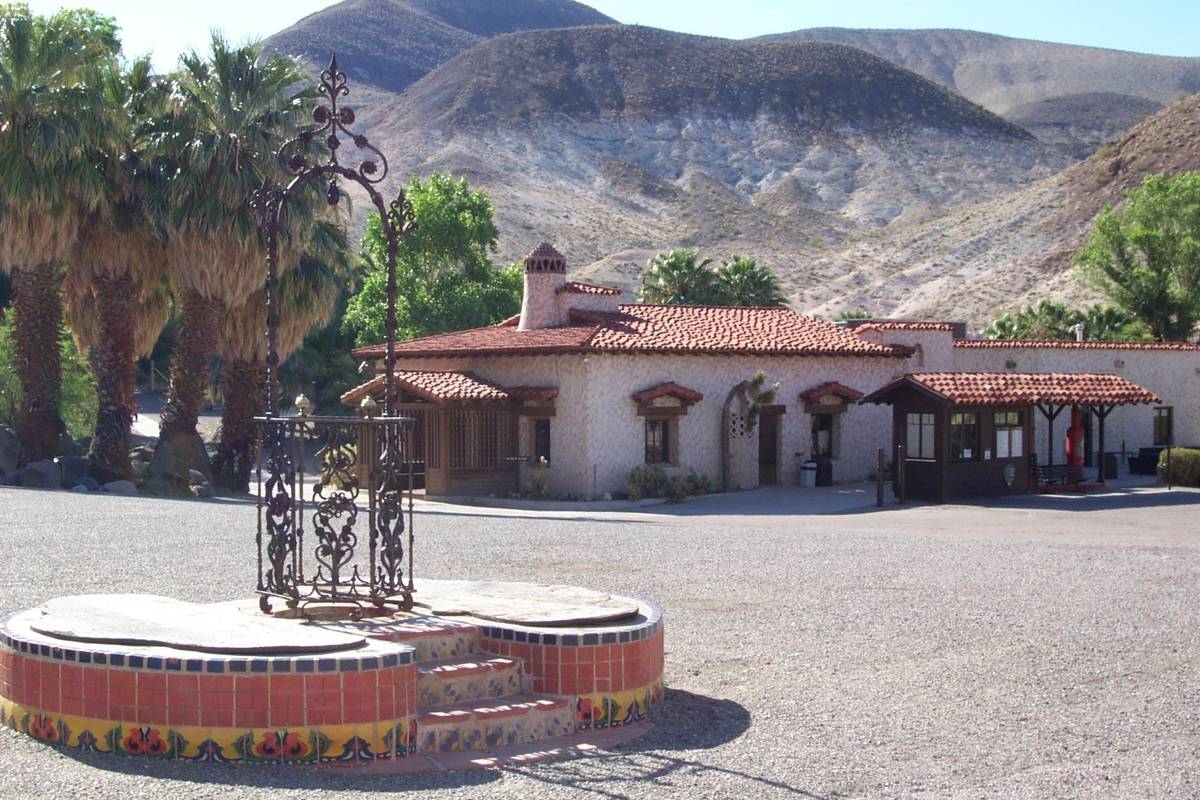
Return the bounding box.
[263,0,1200,328]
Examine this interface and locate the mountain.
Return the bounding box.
[263,0,615,94]
[798,93,1200,327]
[364,25,1063,284]
[756,28,1200,156]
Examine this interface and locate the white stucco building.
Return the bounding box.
[344,243,1200,499]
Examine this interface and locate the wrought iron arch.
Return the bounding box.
[251,56,416,616]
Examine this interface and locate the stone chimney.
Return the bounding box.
[518,242,568,330]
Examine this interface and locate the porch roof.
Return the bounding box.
[861,372,1161,407]
[340,370,524,406]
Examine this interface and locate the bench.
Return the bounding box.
[1035,464,1084,488]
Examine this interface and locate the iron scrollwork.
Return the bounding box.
[252,55,416,615]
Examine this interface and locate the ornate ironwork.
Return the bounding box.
[252,56,416,615]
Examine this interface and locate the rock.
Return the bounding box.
[76,476,101,492]
[188,469,209,486]
[70,484,90,493]
[55,433,83,457]
[189,482,214,498]
[148,430,212,489]
[55,455,89,488]
[129,445,155,463]
[19,459,60,489]
[0,424,19,481]
[102,480,139,496]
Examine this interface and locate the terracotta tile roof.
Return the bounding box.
[800,381,864,402]
[556,281,621,296]
[340,370,511,406]
[855,321,956,334]
[353,305,903,360]
[862,372,1161,407]
[954,339,1200,351]
[631,382,704,404]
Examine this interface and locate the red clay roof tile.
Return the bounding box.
[340,370,511,406]
[354,305,902,360]
[800,381,865,402]
[631,382,704,404]
[555,281,621,296]
[855,321,956,334]
[954,339,1200,351]
[863,372,1160,407]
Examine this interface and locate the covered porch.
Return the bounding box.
[341,370,557,496]
[861,372,1160,503]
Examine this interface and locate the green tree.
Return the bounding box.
[66,55,172,481]
[1074,172,1200,341]
[714,256,788,307]
[638,250,718,305]
[0,4,120,459]
[983,300,1151,341]
[833,308,872,322]
[343,174,520,346]
[152,34,307,486]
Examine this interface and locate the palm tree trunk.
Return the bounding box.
[153,288,219,487]
[214,357,264,493]
[86,274,136,482]
[11,263,64,462]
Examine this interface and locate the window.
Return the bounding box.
[533,418,551,464]
[811,414,835,458]
[993,411,1024,459]
[906,413,935,460]
[1153,407,1173,447]
[645,418,672,464]
[950,412,978,462]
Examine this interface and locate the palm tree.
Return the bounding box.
[66,56,171,481]
[714,256,788,307]
[150,34,306,488]
[1080,304,1151,342]
[214,222,348,492]
[0,7,119,460]
[638,250,718,305]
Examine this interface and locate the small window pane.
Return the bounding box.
[920,421,934,459]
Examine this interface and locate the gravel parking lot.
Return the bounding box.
[1,484,1198,799]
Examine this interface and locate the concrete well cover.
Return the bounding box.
[413,580,640,626]
[31,594,366,654]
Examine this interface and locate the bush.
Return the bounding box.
[626,465,668,501]
[0,316,96,440]
[668,476,689,502]
[1158,448,1200,487]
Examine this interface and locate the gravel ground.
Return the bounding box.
[1,484,1198,799]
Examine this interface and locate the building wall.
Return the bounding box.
[393,351,906,497]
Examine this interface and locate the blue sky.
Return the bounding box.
[27,0,1200,73]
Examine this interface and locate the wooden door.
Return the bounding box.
[758,413,779,486]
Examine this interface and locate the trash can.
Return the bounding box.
[814,456,834,487]
[799,460,817,488]
[1103,452,1119,480]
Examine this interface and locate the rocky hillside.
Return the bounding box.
[263,0,614,93]
[799,93,1200,328]
[757,28,1200,156]
[365,25,1063,282]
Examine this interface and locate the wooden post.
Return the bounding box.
[876,447,885,508]
[896,442,906,504]
[1167,445,1173,490]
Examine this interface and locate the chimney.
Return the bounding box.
[518,242,568,330]
[1073,322,1086,342]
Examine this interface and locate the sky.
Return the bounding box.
[26,0,1200,73]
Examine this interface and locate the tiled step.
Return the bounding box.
[418,655,525,708]
[321,615,480,662]
[416,694,576,754]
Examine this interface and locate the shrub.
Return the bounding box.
[668,476,689,502]
[1158,448,1200,487]
[626,465,668,501]
[0,316,96,440]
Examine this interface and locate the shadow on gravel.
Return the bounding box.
[504,689,829,799]
[958,486,1200,513]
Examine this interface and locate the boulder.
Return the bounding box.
[0,425,19,481]
[55,433,83,457]
[189,482,214,498]
[102,480,139,496]
[76,476,101,492]
[19,459,61,489]
[70,484,90,493]
[147,430,213,490]
[55,455,89,488]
